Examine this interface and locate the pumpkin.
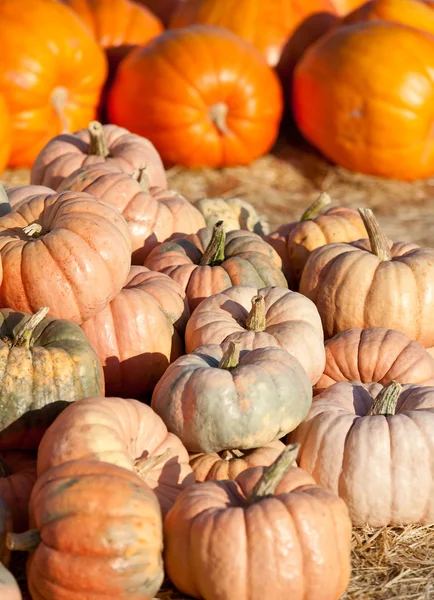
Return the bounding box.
[164,444,352,600]
[300,209,434,346]
[291,380,434,525]
[315,327,434,393]
[6,186,55,209]
[0,562,21,600]
[81,266,189,398]
[58,164,206,263]
[189,440,286,482]
[9,459,164,600]
[0,307,104,451]
[31,121,167,191]
[0,451,36,532]
[138,0,184,25]
[152,342,312,452]
[331,0,366,14]
[293,21,434,180]
[170,0,337,67]
[0,96,11,173]
[185,285,325,385]
[0,190,132,323]
[0,498,21,600]
[194,197,269,236]
[145,222,288,310]
[37,396,195,516]
[108,26,283,168]
[0,0,107,168]
[265,193,367,287]
[343,0,434,36]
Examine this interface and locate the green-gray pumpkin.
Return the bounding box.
[151,342,312,453]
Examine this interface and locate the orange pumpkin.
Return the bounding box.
[108,26,283,168]
[343,0,434,35]
[138,0,184,24]
[0,0,107,168]
[170,0,337,66]
[0,452,37,532]
[293,21,434,180]
[331,0,366,13]
[0,96,11,173]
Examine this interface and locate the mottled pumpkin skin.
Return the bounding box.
[145,227,287,310]
[0,451,37,531]
[190,440,286,482]
[0,309,104,451]
[164,463,352,600]
[27,460,164,600]
[343,0,434,35]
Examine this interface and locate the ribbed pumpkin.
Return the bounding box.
[31,121,167,191]
[0,0,107,168]
[194,197,269,236]
[108,26,283,168]
[0,96,11,173]
[0,498,21,600]
[343,0,434,35]
[58,164,205,263]
[170,0,337,66]
[0,451,36,532]
[37,396,195,516]
[81,266,189,398]
[0,307,104,451]
[145,222,287,310]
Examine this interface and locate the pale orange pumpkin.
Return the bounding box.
[343,0,434,36]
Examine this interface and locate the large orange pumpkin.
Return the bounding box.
[0,0,107,168]
[0,96,11,173]
[293,21,434,180]
[108,26,283,168]
[343,0,434,35]
[331,0,366,14]
[170,0,337,66]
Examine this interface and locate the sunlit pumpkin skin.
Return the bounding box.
[331,0,366,14]
[185,285,325,385]
[81,266,189,398]
[152,344,312,452]
[0,96,11,173]
[343,0,434,35]
[0,0,107,168]
[165,453,352,600]
[27,459,164,600]
[108,26,283,168]
[6,186,55,209]
[190,441,286,482]
[170,0,337,66]
[37,396,195,516]
[293,21,434,180]
[31,122,167,191]
[0,190,132,323]
[315,327,434,393]
[0,451,36,532]
[194,197,269,236]
[145,224,287,310]
[290,381,434,526]
[0,308,104,452]
[0,563,21,600]
[0,497,21,600]
[58,164,205,263]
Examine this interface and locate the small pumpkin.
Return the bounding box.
[81,266,189,398]
[0,190,132,323]
[170,0,337,66]
[0,497,21,600]
[343,0,434,36]
[31,121,167,191]
[291,380,434,526]
[108,26,283,168]
[0,0,107,168]
[0,451,36,532]
[0,96,11,173]
[265,193,367,286]
[293,21,434,180]
[145,222,287,310]
[58,164,206,263]
[37,396,195,516]
[0,307,104,451]
[9,459,164,600]
[164,444,352,600]
[189,440,286,482]
[194,197,269,236]
[152,342,312,452]
[185,285,325,385]
[315,327,434,393]
[300,209,434,346]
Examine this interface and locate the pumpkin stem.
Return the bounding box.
[22,222,44,238]
[199,221,226,266]
[12,307,50,349]
[245,443,300,506]
[300,192,331,222]
[51,86,70,133]
[219,341,241,369]
[0,457,12,478]
[6,529,41,552]
[132,167,150,193]
[88,121,109,158]
[367,380,402,416]
[358,208,391,261]
[246,295,266,332]
[134,448,172,478]
[209,103,230,136]
[0,185,12,217]
[220,449,244,460]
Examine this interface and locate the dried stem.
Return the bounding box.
[6,529,41,552]
[12,307,49,349]
[0,185,12,217]
[367,381,402,416]
[245,295,266,332]
[199,221,226,266]
[218,341,241,369]
[300,192,331,222]
[22,222,44,238]
[358,208,391,261]
[135,448,172,478]
[88,121,109,158]
[209,103,230,136]
[132,167,150,193]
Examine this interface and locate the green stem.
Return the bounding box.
[0,185,12,218]
[199,221,226,266]
[358,208,391,261]
[88,121,109,158]
[218,341,241,369]
[6,529,41,552]
[300,192,331,222]
[367,381,402,416]
[245,444,299,505]
[12,307,49,349]
[246,295,266,332]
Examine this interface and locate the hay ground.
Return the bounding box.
[3,139,434,599]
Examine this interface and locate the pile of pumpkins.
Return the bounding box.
[0,120,433,600]
[1,0,434,180]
